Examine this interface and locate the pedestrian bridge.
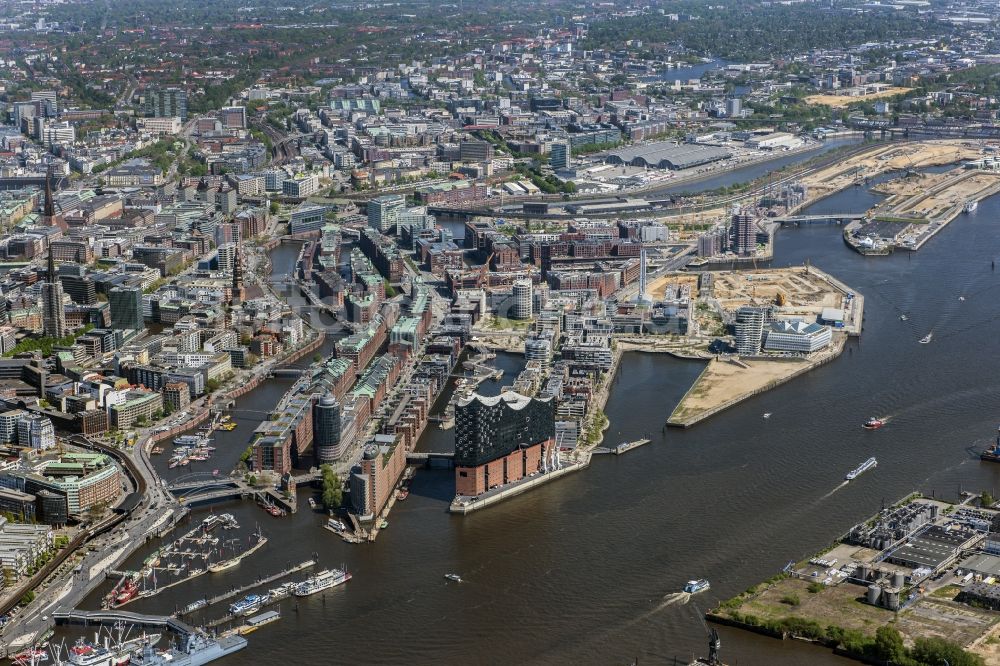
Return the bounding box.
[53,609,197,636]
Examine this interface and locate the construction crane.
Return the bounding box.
[477,252,495,289]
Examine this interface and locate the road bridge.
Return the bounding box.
[406,452,456,469]
[773,213,866,226]
[271,368,306,377]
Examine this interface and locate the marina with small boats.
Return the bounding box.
[168,435,217,469]
[104,515,269,609]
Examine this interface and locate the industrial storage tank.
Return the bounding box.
[867,584,882,605]
[883,587,901,610]
[892,571,906,589]
[857,564,871,582]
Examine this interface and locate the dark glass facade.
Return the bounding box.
[454,393,555,467]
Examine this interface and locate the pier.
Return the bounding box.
[593,439,652,455]
[613,438,651,455]
[200,561,321,629]
[181,559,316,616]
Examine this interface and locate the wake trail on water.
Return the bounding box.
[819,481,849,501]
[616,592,693,630]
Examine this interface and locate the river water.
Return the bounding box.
[74,165,1000,665]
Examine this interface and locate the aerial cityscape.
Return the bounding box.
[0,0,1000,664]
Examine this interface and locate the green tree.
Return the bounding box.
[872,625,905,664]
[320,464,343,511]
[982,491,995,508]
[911,636,984,666]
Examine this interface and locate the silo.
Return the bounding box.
[867,584,882,605]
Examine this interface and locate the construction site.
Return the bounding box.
[667,266,859,427]
[796,140,986,208]
[867,166,1000,250]
[710,267,848,319]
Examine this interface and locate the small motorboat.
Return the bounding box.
[444,573,463,583]
[863,416,887,430]
[900,314,908,321]
[919,332,933,344]
[684,579,710,594]
[762,413,772,419]
[959,296,966,301]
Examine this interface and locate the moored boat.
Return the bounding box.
[294,568,351,596]
[229,593,266,616]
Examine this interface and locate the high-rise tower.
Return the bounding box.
[41,242,66,338]
[231,246,245,306]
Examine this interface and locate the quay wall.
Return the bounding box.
[448,461,588,515]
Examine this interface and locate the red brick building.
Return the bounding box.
[453,392,556,498]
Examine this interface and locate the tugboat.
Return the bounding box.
[114,579,138,606]
[863,416,887,430]
[684,579,711,594]
[980,427,1000,463]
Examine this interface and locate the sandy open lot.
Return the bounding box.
[712,268,844,317]
[878,170,1000,219]
[646,273,699,301]
[804,87,910,108]
[800,141,986,204]
[669,356,808,424]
